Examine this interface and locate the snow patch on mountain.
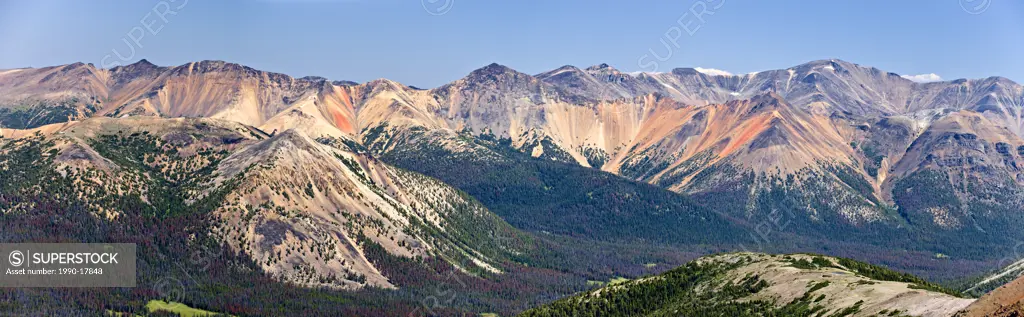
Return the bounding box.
[901,73,943,83]
[693,67,734,77]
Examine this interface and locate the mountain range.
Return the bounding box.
[3,58,1022,239]
[2,58,1024,315]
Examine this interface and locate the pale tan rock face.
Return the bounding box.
[207,128,506,289]
[553,252,974,317]
[700,253,974,317]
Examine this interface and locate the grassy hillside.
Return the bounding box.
[520,253,971,317]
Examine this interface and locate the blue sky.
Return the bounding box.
[1,0,1021,88]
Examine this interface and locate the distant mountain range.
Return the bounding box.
[3,58,1024,315]
[3,58,1021,238]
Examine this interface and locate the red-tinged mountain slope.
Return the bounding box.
[958,275,1024,317]
[5,59,1024,231]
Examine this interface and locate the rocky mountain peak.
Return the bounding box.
[110,59,163,80]
[178,60,257,76]
[51,62,101,76]
[460,63,538,89]
[468,63,521,79]
[669,67,703,77]
[801,58,853,68]
[332,80,360,87]
[536,65,583,78]
[983,76,1018,86]
[133,59,156,68]
[585,63,615,72]
[299,76,328,83]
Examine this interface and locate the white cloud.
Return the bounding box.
[694,67,734,77]
[901,73,943,83]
